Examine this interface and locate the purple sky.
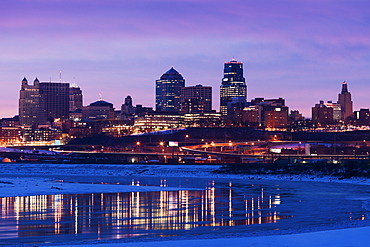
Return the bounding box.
[1,0,370,118]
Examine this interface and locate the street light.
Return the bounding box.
[228,141,234,151]
[136,141,141,152]
[159,141,164,153]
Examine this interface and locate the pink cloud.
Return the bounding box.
[0,0,370,118]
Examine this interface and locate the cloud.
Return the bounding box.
[1,0,370,118]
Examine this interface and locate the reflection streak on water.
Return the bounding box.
[0,185,285,243]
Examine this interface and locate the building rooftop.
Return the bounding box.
[160,67,184,80]
[89,100,113,107]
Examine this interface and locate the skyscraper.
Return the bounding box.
[19,77,40,126]
[155,67,185,112]
[69,85,83,112]
[312,100,336,126]
[181,84,212,113]
[337,81,353,121]
[19,78,71,125]
[121,95,135,119]
[220,58,247,116]
[39,82,70,123]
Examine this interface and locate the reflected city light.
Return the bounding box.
[0,186,289,244]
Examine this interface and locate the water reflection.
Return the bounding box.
[0,185,287,244]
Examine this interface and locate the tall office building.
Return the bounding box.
[69,85,83,112]
[220,58,247,116]
[244,98,288,128]
[19,77,71,125]
[121,95,135,119]
[82,98,115,120]
[156,67,185,112]
[312,100,335,126]
[19,77,40,126]
[181,84,212,113]
[337,81,353,121]
[39,82,70,123]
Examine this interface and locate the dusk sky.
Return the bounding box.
[1,0,370,118]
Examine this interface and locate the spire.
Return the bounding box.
[70,76,79,88]
[22,77,27,82]
[341,81,348,94]
[34,77,39,83]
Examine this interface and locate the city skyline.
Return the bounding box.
[1,1,370,118]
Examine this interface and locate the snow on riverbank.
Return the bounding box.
[0,177,199,198]
[1,163,370,247]
[49,226,370,247]
[0,164,217,197]
[2,164,370,198]
[2,163,370,185]
[2,162,370,198]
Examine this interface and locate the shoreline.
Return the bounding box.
[1,163,370,246]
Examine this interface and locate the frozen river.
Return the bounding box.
[0,163,369,245]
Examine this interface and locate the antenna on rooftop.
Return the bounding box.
[59,71,62,83]
[71,77,77,87]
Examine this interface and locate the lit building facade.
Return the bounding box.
[323,101,342,121]
[69,86,83,112]
[245,98,288,128]
[134,112,183,132]
[337,81,353,121]
[241,105,260,127]
[264,107,289,129]
[312,101,335,126]
[19,78,40,126]
[220,59,247,116]
[22,127,62,143]
[0,116,19,127]
[354,109,370,126]
[82,99,115,120]
[121,95,135,119]
[38,82,70,123]
[290,110,304,121]
[156,67,185,112]
[183,112,221,127]
[19,78,70,125]
[181,85,212,113]
[0,127,21,144]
